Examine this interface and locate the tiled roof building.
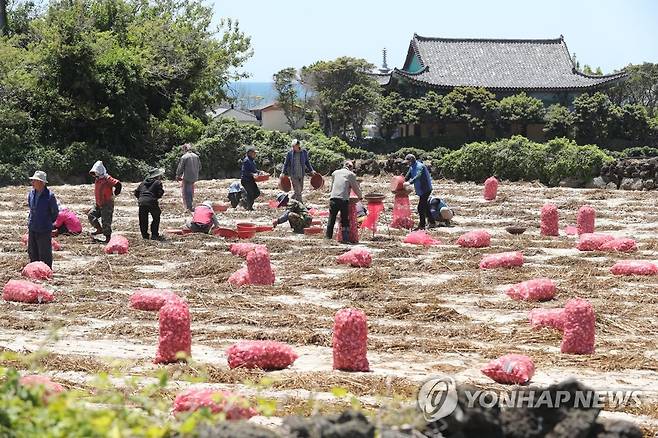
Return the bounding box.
[377,34,626,106]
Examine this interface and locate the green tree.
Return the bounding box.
[0,0,252,159]
[273,67,309,131]
[375,91,404,140]
[572,92,618,144]
[301,56,379,140]
[543,104,573,139]
[0,0,7,35]
[499,92,545,135]
[618,104,650,142]
[442,87,499,140]
[607,63,658,116]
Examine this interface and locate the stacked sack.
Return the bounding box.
[332,308,369,372]
[228,245,275,286]
[529,299,595,354]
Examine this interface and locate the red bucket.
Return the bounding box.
[310,173,324,190]
[237,229,256,239]
[279,175,292,192]
[213,227,238,238]
[236,222,257,231]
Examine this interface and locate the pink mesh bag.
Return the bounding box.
[155,300,191,364]
[21,261,53,281]
[479,251,524,269]
[228,267,251,286]
[130,288,181,311]
[540,204,559,236]
[391,194,414,229]
[104,235,129,254]
[456,230,491,248]
[560,299,595,354]
[19,375,65,401]
[483,176,499,201]
[246,246,275,285]
[528,308,566,330]
[226,340,298,370]
[337,248,372,268]
[506,278,556,302]
[229,243,265,258]
[577,206,595,235]
[2,280,54,304]
[610,260,658,276]
[481,354,535,384]
[404,230,440,246]
[576,233,614,251]
[598,238,637,252]
[173,387,256,419]
[332,308,369,372]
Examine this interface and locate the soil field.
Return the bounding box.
[1,177,657,435]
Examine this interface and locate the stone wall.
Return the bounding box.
[597,157,658,191]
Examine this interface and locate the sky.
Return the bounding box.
[212,0,658,82]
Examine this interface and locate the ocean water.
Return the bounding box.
[224,82,306,109]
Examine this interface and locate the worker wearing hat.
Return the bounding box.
[404,154,434,230]
[282,139,316,203]
[27,170,59,268]
[240,145,264,210]
[272,192,312,233]
[133,167,165,240]
[428,196,455,226]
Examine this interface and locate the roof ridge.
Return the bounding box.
[413,34,564,44]
[572,69,627,80]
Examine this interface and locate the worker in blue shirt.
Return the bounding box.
[404,154,434,230]
[27,171,59,268]
[240,146,263,210]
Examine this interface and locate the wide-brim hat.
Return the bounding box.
[147,167,164,179]
[29,171,48,184]
[276,193,289,208]
[440,207,454,221]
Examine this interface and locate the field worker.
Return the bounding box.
[176,143,201,213]
[282,139,316,202]
[27,171,59,268]
[88,160,121,243]
[52,204,82,236]
[404,154,433,230]
[227,181,245,208]
[134,168,165,241]
[428,196,455,226]
[240,146,264,211]
[355,201,368,224]
[183,201,220,234]
[325,160,362,241]
[272,193,312,234]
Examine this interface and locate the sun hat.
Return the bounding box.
[246,145,257,153]
[291,139,301,147]
[440,207,455,221]
[276,193,290,208]
[29,171,48,184]
[404,154,416,162]
[147,168,164,179]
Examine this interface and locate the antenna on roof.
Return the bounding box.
[379,48,390,74]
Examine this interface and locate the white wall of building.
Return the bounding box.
[261,108,305,132]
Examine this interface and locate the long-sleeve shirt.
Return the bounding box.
[329,168,362,200]
[405,161,432,196]
[240,156,258,181]
[28,188,59,233]
[283,149,314,179]
[176,152,201,182]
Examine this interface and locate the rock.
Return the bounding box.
[585,177,607,189]
[194,422,280,438]
[283,410,375,438]
[559,177,585,188]
[433,384,504,438]
[589,419,643,438]
[619,177,644,190]
[643,179,655,190]
[606,182,618,190]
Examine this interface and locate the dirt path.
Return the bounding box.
[1,177,657,433]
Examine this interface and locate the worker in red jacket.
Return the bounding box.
[88,161,122,243]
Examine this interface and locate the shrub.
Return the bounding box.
[438,136,613,185]
[543,104,573,139]
[617,146,658,158]
[305,146,345,174]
